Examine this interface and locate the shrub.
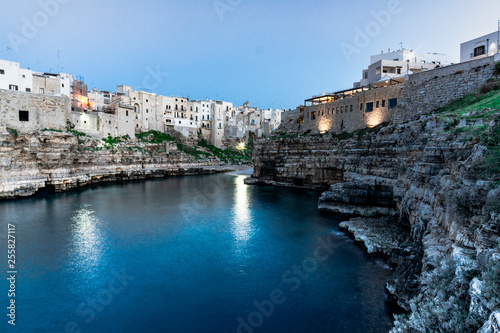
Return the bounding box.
[479,79,499,95]
[6,128,18,137]
[136,130,175,143]
[495,62,500,75]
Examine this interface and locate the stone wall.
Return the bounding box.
[284,55,500,134]
[0,89,70,132]
[396,54,500,122]
[298,84,403,134]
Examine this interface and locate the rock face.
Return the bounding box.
[251,109,500,332]
[0,131,240,199]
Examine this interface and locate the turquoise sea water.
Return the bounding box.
[0,173,394,332]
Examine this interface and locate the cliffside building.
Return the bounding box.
[460,30,500,63]
[353,49,456,88]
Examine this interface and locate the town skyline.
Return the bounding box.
[1,0,500,110]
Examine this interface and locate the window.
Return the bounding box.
[126,111,129,116]
[146,109,148,113]
[382,100,386,108]
[22,75,25,78]
[26,88,31,92]
[397,68,401,74]
[0,69,4,74]
[350,105,353,112]
[19,110,29,122]
[62,83,65,87]
[9,85,18,91]
[40,88,45,94]
[146,99,149,103]
[207,115,210,120]
[365,102,374,112]
[202,115,205,120]
[360,103,363,111]
[196,116,198,121]
[311,112,316,120]
[376,101,380,108]
[219,123,221,128]
[474,45,486,57]
[388,98,398,109]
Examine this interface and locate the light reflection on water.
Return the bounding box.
[0,174,396,333]
[69,204,106,273]
[232,176,253,244]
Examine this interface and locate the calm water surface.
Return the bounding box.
[0,173,394,333]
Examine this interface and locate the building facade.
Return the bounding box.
[460,30,500,63]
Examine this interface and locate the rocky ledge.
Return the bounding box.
[251,89,500,332]
[0,131,250,199]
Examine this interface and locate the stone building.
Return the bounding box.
[32,72,72,97]
[0,89,71,132]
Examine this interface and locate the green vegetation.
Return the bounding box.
[136,130,175,144]
[42,128,63,133]
[495,62,500,75]
[6,128,18,137]
[102,135,129,147]
[393,258,484,332]
[435,80,500,120]
[67,129,92,138]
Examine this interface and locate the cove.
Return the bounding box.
[0,172,395,333]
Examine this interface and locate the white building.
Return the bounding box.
[354,49,456,88]
[460,30,500,63]
[0,59,33,92]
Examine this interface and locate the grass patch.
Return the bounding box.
[42,128,63,133]
[136,130,175,144]
[102,135,128,146]
[435,80,500,119]
[67,129,92,138]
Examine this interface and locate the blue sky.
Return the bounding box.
[1,0,499,109]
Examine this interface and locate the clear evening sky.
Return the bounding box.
[1,0,499,109]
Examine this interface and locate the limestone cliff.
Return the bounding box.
[0,130,247,199]
[250,91,500,332]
